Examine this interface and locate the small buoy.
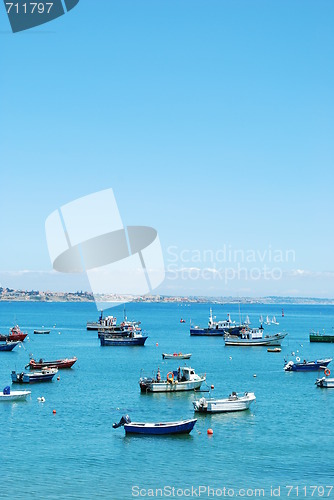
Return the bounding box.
[211,385,214,390]
[57,377,60,381]
[292,352,295,356]
[253,374,257,378]
[58,332,61,335]
[229,356,232,360]
[207,428,213,435]
[53,409,56,414]
[296,350,299,353]
[156,343,158,346]
[19,345,22,348]
[116,407,120,410]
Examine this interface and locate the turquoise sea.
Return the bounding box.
[1,301,334,499]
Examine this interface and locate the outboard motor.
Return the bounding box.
[113,415,131,429]
[3,386,10,395]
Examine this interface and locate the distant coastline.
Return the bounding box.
[0,287,333,305]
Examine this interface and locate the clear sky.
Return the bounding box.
[0,0,333,297]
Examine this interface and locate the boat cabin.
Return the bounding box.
[240,327,264,340]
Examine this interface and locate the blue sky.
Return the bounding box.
[0,0,333,297]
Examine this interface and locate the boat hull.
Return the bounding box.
[34,330,50,335]
[0,333,27,342]
[224,333,287,346]
[11,370,57,383]
[140,377,205,393]
[162,353,192,360]
[28,358,77,369]
[0,341,20,351]
[310,335,334,343]
[190,326,242,336]
[194,393,256,413]
[0,390,31,401]
[284,359,332,372]
[124,419,197,435]
[100,336,147,346]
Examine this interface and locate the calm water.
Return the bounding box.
[1,301,334,499]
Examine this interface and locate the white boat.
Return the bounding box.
[139,366,206,392]
[0,386,31,402]
[315,377,334,388]
[193,391,256,413]
[259,315,264,323]
[271,316,279,325]
[224,327,287,346]
[265,316,271,325]
[162,353,192,360]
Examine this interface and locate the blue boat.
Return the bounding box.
[284,358,332,372]
[113,415,197,435]
[11,368,58,383]
[190,309,243,336]
[0,341,20,352]
[100,334,148,346]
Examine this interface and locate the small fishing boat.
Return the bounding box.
[315,376,334,388]
[190,309,242,336]
[88,309,141,334]
[11,368,58,383]
[193,391,256,413]
[259,315,264,323]
[284,358,332,372]
[26,357,77,369]
[34,330,50,335]
[0,386,31,402]
[162,353,192,360]
[0,325,27,342]
[100,333,147,346]
[309,331,334,343]
[140,366,206,393]
[267,347,281,353]
[113,415,197,435]
[224,327,287,347]
[180,319,186,323]
[0,341,20,352]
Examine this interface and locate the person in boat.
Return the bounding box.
[156,368,161,382]
[177,367,181,382]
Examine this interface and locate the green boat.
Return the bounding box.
[310,331,334,343]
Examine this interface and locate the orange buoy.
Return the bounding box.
[211,385,214,390]
[325,368,331,377]
[53,409,56,414]
[156,343,158,346]
[207,428,213,435]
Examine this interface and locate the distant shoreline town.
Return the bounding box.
[0,287,333,305]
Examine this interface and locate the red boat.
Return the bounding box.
[0,325,27,342]
[27,357,77,370]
